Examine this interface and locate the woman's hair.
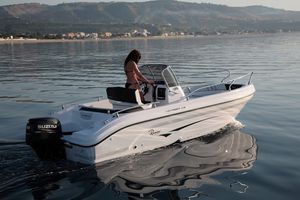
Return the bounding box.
[124,49,141,66]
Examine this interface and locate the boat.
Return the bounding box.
[25,64,255,164]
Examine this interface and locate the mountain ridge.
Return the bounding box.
[1,0,300,35]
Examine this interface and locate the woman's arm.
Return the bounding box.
[131,61,154,84]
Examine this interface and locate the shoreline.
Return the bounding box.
[0,32,295,44]
[0,35,196,44]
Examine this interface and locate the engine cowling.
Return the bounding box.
[26,118,65,160]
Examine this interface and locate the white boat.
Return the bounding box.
[26,64,255,164]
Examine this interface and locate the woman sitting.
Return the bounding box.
[124,49,154,92]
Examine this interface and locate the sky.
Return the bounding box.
[1,0,300,11]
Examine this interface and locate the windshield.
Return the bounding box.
[139,64,168,83]
[162,67,179,88]
[139,64,179,87]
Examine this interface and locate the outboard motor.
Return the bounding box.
[26,118,66,160]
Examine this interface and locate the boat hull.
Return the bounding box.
[64,87,254,164]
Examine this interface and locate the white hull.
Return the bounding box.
[64,85,254,164]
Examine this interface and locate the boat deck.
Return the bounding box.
[79,99,152,114]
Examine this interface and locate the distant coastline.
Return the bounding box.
[0,32,293,45]
[0,33,290,45]
[0,35,198,44]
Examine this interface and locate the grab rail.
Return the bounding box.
[248,72,254,85]
[226,72,253,91]
[220,69,231,83]
[185,82,225,99]
[186,71,253,98]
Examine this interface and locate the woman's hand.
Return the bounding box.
[148,80,155,84]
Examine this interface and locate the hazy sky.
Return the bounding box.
[1,0,300,11]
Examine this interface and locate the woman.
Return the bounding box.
[124,49,154,90]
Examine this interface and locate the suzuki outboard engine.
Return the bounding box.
[26,118,65,160]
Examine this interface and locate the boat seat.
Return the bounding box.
[106,87,144,105]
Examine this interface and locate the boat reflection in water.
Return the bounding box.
[92,126,257,199]
[17,125,257,200]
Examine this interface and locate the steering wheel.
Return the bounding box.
[139,82,149,95]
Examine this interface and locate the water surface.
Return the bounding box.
[0,33,300,199]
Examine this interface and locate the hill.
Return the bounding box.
[1,0,300,35]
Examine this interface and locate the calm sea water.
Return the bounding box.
[0,33,300,199]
